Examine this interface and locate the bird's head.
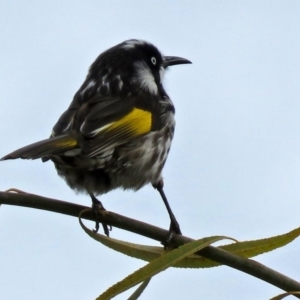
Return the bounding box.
[88,39,191,96]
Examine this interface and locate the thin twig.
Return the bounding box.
[0,191,300,298]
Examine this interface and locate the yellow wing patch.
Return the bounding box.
[107,108,152,136]
[83,108,152,158]
[54,135,78,148]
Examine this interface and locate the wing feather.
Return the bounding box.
[82,107,152,158]
[1,134,78,160]
[58,94,153,158]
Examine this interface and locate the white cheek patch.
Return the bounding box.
[133,61,158,94]
[159,66,165,82]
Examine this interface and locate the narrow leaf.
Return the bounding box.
[79,211,300,269]
[127,278,151,300]
[96,236,232,299]
[220,227,300,258]
[270,291,300,300]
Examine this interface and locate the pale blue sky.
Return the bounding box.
[1,1,300,299]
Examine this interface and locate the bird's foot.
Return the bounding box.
[90,194,111,236]
[162,220,182,248]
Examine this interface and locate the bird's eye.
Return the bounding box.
[151,57,157,65]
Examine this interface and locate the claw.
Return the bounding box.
[90,193,111,236]
[162,221,181,248]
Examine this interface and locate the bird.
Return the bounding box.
[1,39,191,243]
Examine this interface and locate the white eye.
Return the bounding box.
[151,57,157,65]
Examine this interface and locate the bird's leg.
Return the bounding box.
[153,180,182,246]
[89,193,111,236]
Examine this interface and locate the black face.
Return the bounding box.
[82,39,191,98]
[89,40,162,77]
[129,40,164,74]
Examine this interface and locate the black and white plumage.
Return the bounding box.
[1,39,191,241]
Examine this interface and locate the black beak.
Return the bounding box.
[163,56,192,68]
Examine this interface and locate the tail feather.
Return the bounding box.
[1,134,78,160]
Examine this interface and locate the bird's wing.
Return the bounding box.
[1,95,155,161]
[0,134,78,160]
[79,95,153,158]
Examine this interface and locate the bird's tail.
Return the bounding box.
[1,134,78,160]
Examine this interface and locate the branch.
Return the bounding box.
[1,191,300,298]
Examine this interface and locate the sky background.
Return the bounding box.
[1,1,300,299]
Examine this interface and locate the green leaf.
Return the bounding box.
[79,210,164,261]
[270,291,300,300]
[79,212,300,269]
[127,278,151,300]
[174,227,300,268]
[96,236,231,299]
[220,227,300,259]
